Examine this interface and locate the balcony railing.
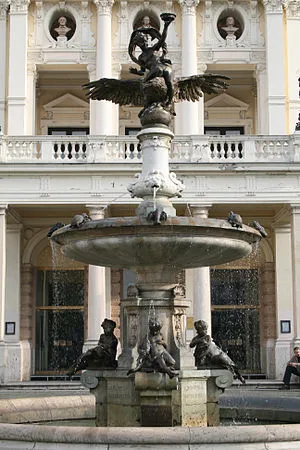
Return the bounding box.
[0,134,299,164]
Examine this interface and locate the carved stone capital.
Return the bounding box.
[263,0,283,14]
[10,0,30,14]
[283,0,300,18]
[177,0,199,14]
[93,0,114,14]
[0,0,9,18]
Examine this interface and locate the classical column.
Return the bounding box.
[290,205,300,346]
[4,224,22,382]
[7,0,30,135]
[283,0,300,133]
[175,0,201,135]
[273,224,293,379]
[83,204,111,350]
[189,204,212,334]
[0,1,9,132]
[91,0,115,135]
[263,0,287,134]
[26,64,38,135]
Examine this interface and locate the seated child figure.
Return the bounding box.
[128,318,178,379]
[190,319,245,384]
[67,318,118,376]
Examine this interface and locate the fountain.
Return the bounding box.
[50,12,261,428]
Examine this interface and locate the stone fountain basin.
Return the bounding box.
[51,216,261,269]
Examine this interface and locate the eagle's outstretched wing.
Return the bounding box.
[83,78,144,107]
[175,74,230,102]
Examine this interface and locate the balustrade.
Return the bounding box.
[0,133,298,165]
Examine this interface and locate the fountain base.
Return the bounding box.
[80,368,233,427]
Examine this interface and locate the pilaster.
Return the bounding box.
[26,63,38,134]
[273,224,293,379]
[4,224,22,382]
[283,0,300,133]
[256,64,268,134]
[7,0,30,135]
[260,261,276,378]
[0,205,7,383]
[20,263,33,380]
[83,204,111,350]
[175,0,202,135]
[92,0,115,135]
[290,205,300,345]
[0,1,9,133]
[263,0,286,134]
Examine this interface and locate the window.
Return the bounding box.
[205,126,244,136]
[48,127,89,136]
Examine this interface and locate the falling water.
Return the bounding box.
[152,186,158,211]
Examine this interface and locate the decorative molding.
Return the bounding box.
[9,0,30,14]
[177,0,199,15]
[93,0,114,14]
[263,0,283,14]
[0,0,9,18]
[283,0,300,18]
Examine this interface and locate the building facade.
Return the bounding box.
[0,0,299,383]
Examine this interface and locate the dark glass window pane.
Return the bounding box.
[36,270,84,307]
[35,310,84,372]
[210,269,259,306]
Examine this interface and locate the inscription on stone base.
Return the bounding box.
[141,405,172,427]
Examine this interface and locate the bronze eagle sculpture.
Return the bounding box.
[83,12,229,125]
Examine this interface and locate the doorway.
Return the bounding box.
[211,268,261,372]
[35,270,85,374]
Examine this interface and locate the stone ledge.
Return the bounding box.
[0,395,95,424]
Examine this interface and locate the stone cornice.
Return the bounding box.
[283,0,300,18]
[10,0,30,14]
[177,0,199,14]
[93,0,114,14]
[263,0,284,13]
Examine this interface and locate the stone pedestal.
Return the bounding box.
[81,368,233,427]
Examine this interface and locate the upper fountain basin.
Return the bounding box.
[51,216,261,269]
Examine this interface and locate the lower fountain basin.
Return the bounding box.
[51,216,261,269]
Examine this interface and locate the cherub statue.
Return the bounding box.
[128,318,178,378]
[66,318,118,376]
[83,13,229,125]
[190,319,245,384]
